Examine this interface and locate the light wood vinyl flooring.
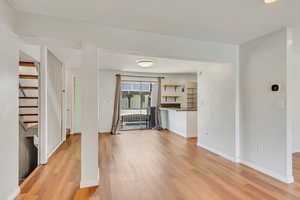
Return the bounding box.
[17,130,300,200]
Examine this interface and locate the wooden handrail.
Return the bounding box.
[19,83,26,97]
[19,120,27,131]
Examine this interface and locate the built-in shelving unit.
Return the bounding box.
[162,95,180,102]
[184,83,197,110]
[163,84,182,91]
[160,78,197,110]
[161,83,182,105]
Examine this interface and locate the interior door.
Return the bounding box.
[47,51,63,154]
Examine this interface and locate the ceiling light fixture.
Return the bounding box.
[136,58,154,68]
[264,0,279,4]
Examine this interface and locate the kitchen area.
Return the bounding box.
[160,74,198,138]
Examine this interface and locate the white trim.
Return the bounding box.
[170,129,188,138]
[80,169,99,188]
[235,47,240,162]
[198,142,294,183]
[197,143,237,163]
[71,132,82,135]
[6,187,20,200]
[293,149,300,153]
[98,130,110,134]
[240,159,294,184]
[286,28,295,185]
[37,61,42,165]
[39,46,48,164]
[47,140,64,160]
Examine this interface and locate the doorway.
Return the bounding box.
[119,81,157,131]
[72,77,81,134]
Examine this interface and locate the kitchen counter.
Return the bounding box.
[160,108,197,138]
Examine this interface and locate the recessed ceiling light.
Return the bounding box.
[136,58,154,68]
[264,0,279,4]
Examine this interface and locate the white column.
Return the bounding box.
[0,24,20,200]
[80,43,99,188]
[39,45,48,164]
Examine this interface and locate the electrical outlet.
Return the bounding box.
[204,132,209,136]
[256,144,264,153]
[256,144,260,153]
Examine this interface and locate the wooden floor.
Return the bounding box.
[17,130,300,200]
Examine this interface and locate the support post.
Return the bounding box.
[80,43,99,188]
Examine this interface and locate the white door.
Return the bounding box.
[47,51,63,155]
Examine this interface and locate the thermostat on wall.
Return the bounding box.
[271,83,280,92]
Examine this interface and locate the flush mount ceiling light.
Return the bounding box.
[136,58,154,68]
[264,0,279,4]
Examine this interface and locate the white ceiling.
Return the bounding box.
[99,50,221,73]
[51,47,221,73]
[9,0,300,43]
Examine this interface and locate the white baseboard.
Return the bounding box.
[80,178,99,188]
[71,132,82,135]
[47,140,64,160]
[80,169,99,188]
[240,159,294,184]
[197,143,237,163]
[6,187,20,200]
[197,143,294,184]
[169,129,189,138]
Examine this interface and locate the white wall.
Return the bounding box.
[0,24,20,200]
[197,64,236,161]
[19,44,41,62]
[167,110,197,138]
[0,0,15,31]
[98,70,117,133]
[187,111,198,138]
[167,110,187,137]
[239,29,292,183]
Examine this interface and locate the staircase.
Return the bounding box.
[19,61,39,128]
[18,61,40,184]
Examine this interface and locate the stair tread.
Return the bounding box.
[19,62,35,67]
[19,106,38,108]
[19,96,38,99]
[20,113,38,116]
[23,120,38,124]
[19,74,39,79]
[19,86,39,90]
